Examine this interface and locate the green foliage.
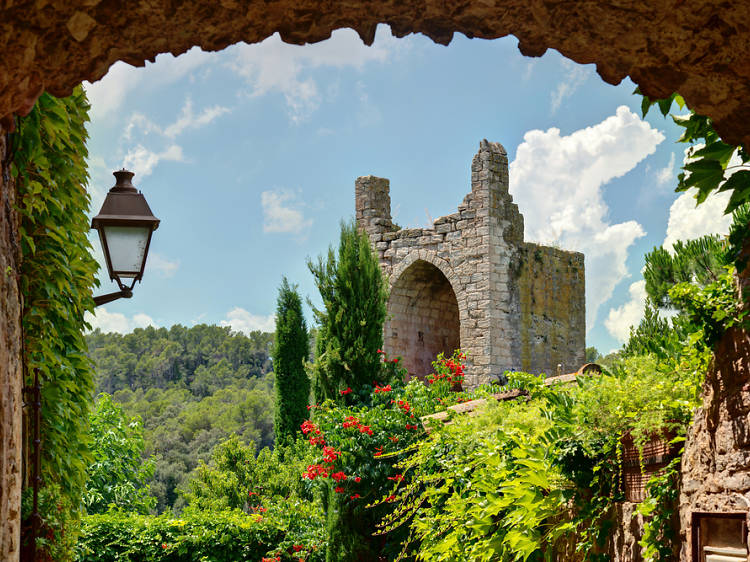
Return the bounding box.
[84,394,156,515]
[12,89,98,557]
[86,324,272,393]
[186,435,318,512]
[308,220,389,404]
[585,347,601,363]
[572,355,703,448]
[638,88,750,214]
[273,278,310,444]
[669,266,746,345]
[643,235,725,309]
[87,324,276,511]
[75,506,326,562]
[637,455,682,561]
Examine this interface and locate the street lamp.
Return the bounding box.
[91,169,160,306]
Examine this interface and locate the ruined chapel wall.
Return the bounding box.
[356,140,585,388]
[516,243,585,375]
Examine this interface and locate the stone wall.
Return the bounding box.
[518,243,585,375]
[356,140,585,388]
[0,126,23,562]
[679,282,750,559]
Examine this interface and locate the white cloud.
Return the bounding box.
[604,280,647,342]
[509,105,664,330]
[163,99,230,138]
[662,148,738,250]
[122,144,184,177]
[85,308,157,334]
[147,253,180,278]
[220,308,276,334]
[655,152,676,187]
[227,26,398,122]
[84,48,212,119]
[550,59,591,113]
[261,190,313,234]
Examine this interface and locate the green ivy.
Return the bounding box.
[11,88,98,558]
[637,89,750,215]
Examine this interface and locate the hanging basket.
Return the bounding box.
[620,430,679,503]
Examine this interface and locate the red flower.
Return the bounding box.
[334,486,345,493]
[377,349,384,354]
[354,476,361,483]
[293,545,304,552]
[303,464,329,480]
[358,425,373,436]
[331,471,347,482]
[340,387,353,396]
[388,436,399,442]
[351,494,361,499]
[322,446,341,463]
[248,491,257,496]
[385,495,397,502]
[374,384,392,394]
[162,544,168,549]
[374,446,383,457]
[308,434,326,446]
[387,474,404,482]
[342,416,360,429]
[301,420,318,435]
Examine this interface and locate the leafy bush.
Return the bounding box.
[84,394,155,514]
[75,506,326,562]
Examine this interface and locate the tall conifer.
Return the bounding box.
[272,278,310,444]
[308,220,388,404]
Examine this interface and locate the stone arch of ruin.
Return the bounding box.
[356,141,585,388]
[386,253,465,380]
[3,3,750,560]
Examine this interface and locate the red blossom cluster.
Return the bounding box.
[322,446,341,463]
[331,471,347,482]
[334,486,345,493]
[405,424,419,430]
[426,352,467,386]
[261,557,281,562]
[374,384,392,394]
[302,464,329,480]
[339,387,352,396]
[394,399,411,413]
[341,415,374,435]
[387,474,404,482]
[377,349,401,364]
[374,446,383,457]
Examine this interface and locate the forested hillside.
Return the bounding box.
[86,325,276,511]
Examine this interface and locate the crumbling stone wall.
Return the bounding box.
[679,256,750,560]
[518,243,585,375]
[0,126,23,562]
[356,140,585,387]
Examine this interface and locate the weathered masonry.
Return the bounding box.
[356,140,585,388]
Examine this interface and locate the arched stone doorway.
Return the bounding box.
[385,259,460,380]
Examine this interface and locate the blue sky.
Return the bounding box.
[83,25,733,355]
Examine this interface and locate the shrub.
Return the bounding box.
[75,506,326,562]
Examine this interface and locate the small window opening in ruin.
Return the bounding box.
[692,512,748,562]
[385,260,460,380]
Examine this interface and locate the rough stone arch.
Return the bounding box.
[2,3,750,147]
[385,255,463,380]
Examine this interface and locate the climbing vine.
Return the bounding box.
[11,87,98,559]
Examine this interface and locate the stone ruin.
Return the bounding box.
[356,139,585,389]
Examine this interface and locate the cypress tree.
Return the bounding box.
[272,277,310,444]
[308,220,388,405]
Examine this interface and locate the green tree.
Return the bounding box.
[273,278,310,444]
[584,347,601,363]
[307,221,389,405]
[83,394,156,514]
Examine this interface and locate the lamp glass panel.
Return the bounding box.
[103,225,150,278]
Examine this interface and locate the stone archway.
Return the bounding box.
[385,259,461,380]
